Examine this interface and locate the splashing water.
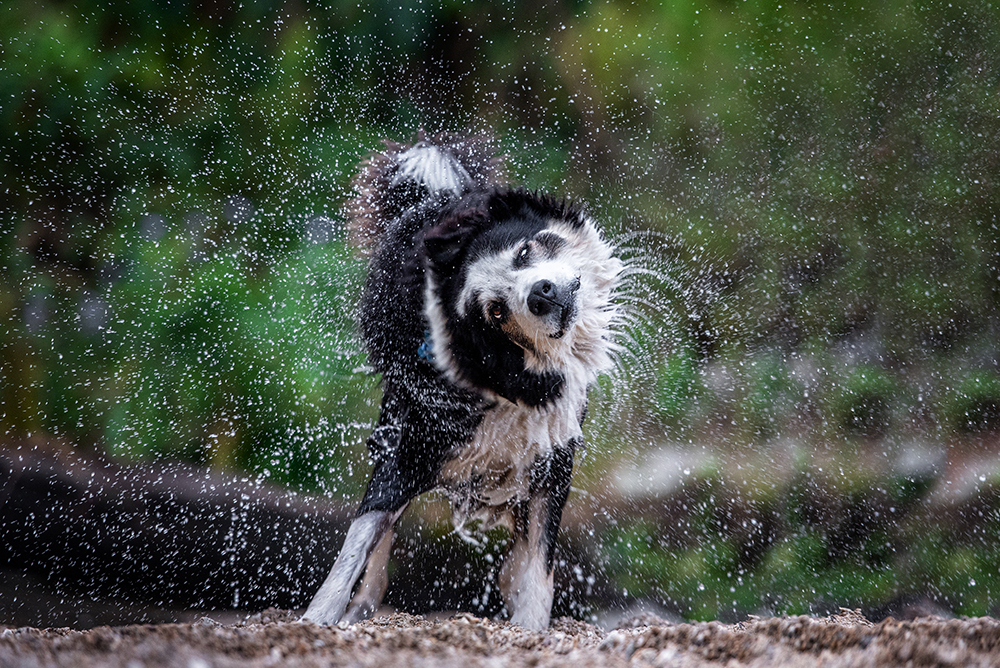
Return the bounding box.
[4,0,1000,628]
[584,230,730,454]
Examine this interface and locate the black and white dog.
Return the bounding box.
[303,133,621,630]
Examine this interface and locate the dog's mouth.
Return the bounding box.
[548,303,579,339]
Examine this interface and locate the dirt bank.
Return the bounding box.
[3,608,1000,667]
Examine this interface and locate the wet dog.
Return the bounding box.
[303,133,621,630]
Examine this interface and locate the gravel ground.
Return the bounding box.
[3,608,1000,668]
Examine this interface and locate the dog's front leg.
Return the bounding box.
[500,442,576,631]
[302,509,399,625]
[501,495,556,630]
[341,519,396,622]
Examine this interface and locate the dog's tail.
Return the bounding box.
[346,131,506,253]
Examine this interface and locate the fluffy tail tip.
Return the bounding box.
[346,132,506,253]
[391,141,473,196]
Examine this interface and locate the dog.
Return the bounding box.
[302,133,621,631]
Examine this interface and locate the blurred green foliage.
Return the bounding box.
[599,467,1000,620]
[3,0,1000,618]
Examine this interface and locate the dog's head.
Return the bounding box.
[459,220,584,346]
[422,190,620,404]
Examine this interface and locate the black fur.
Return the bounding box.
[527,437,579,570]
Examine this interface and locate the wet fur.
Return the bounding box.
[303,133,620,630]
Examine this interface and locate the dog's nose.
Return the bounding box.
[528,279,572,317]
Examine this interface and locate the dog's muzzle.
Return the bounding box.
[527,278,581,337]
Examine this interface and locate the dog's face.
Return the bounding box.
[459,222,585,354]
[423,192,620,387]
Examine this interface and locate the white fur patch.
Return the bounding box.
[392,143,472,195]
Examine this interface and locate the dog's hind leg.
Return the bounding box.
[341,517,398,623]
[302,508,401,625]
[500,441,576,631]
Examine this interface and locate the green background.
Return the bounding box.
[3,0,1000,620]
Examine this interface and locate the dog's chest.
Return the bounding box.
[437,383,585,528]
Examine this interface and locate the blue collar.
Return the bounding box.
[417,329,435,363]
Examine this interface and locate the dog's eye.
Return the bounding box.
[513,244,530,268]
[489,302,504,321]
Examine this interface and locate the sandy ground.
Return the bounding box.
[3,608,1000,668]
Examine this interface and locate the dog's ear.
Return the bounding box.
[423,206,485,268]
